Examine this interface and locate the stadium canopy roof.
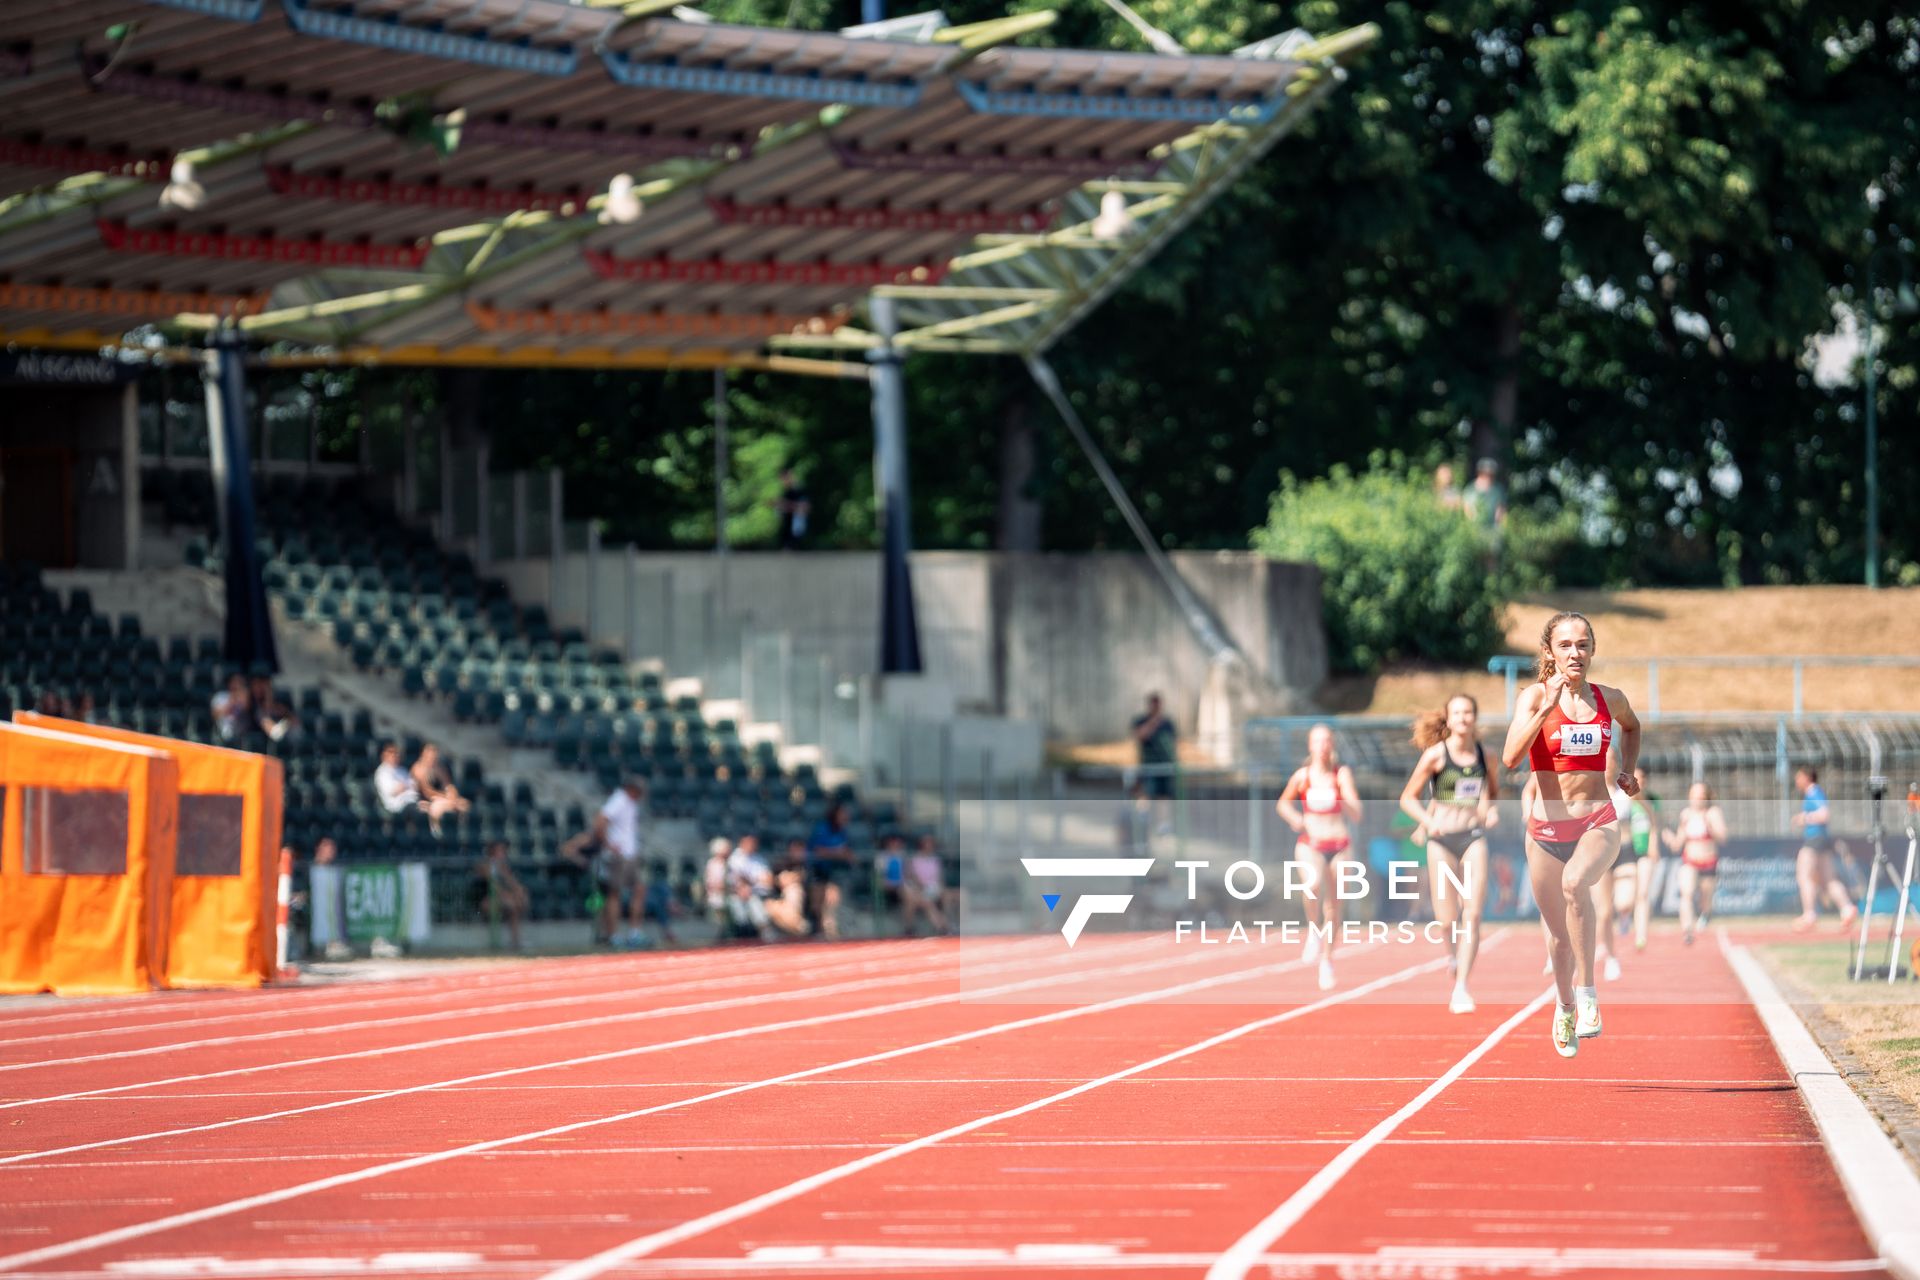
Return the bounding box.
[0,0,1375,372]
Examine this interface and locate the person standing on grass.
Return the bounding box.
[1399,693,1498,1014]
[1503,610,1642,1060]
[1131,692,1177,835]
[1278,724,1363,993]
[1792,766,1858,932]
[1666,782,1727,946]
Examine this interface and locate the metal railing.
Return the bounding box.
[1487,654,1920,721]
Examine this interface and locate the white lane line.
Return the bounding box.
[0,938,1155,1115]
[513,1246,1889,1276]
[0,937,1174,1165]
[0,941,973,1072]
[0,940,946,1047]
[3,1135,1833,1175]
[0,941,1375,1272]
[533,950,1449,1280]
[0,945,821,1034]
[1204,982,1554,1280]
[1721,927,1920,1280]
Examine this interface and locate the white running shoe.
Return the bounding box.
[1303,929,1323,965]
[1449,987,1476,1014]
[1576,991,1602,1039]
[1603,955,1622,982]
[1317,957,1336,991]
[1552,1006,1579,1058]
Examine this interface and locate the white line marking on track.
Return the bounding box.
[0,940,948,1048]
[0,944,854,1035]
[0,937,1161,1115]
[0,941,980,1071]
[1204,982,1554,1280]
[558,1245,1888,1275]
[532,949,1453,1280]
[0,940,1374,1271]
[0,937,1173,1163]
[5,1136,1826,1176]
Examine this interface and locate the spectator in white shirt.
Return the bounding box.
[594,776,648,947]
[374,743,421,815]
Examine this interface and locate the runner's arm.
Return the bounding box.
[1399,746,1441,831]
[1501,681,1559,770]
[1603,684,1642,793]
[1275,770,1305,831]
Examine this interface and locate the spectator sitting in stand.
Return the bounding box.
[766,866,809,936]
[250,676,299,742]
[374,742,422,815]
[728,835,774,940]
[212,674,253,742]
[73,691,98,724]
[806,802,856,939]
[904,833,954,936]
[409,743,471,834]
[471,840,528,951]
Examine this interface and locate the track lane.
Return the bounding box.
[0,936,1362,1273]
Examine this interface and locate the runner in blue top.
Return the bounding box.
[1792,765,1857,932]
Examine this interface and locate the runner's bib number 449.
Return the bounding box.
[1559,726,1603,756]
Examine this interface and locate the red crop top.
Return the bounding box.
[1528,685,1612,774]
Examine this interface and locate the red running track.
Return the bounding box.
[0,924,1890,1280]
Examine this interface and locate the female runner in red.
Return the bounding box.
[1399,694,1499,1013]
[1501,611,1642,1059]
[1667,781,1727,945]
[1278,724,1362,991]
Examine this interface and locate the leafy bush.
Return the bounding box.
[1252,455,1507,673]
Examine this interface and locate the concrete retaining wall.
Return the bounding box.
[496,549,1326,746]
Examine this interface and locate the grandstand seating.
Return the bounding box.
[177,471,903,858]
[0,553,600,927]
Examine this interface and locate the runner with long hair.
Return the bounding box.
[1502,610,1643,1059]
[1399,694,1498,1013]
[1278,724,1362,992]
[1667,781,1727,945]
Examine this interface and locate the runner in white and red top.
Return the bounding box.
[1502,610,1643,1060]
[1666,781,1728,946]
[1277,724,1362,992]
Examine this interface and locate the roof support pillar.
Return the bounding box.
[868,295,921,675]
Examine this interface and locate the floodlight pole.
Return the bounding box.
[869,296,923,674]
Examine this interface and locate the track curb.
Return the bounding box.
[1724,933,1920,1280]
